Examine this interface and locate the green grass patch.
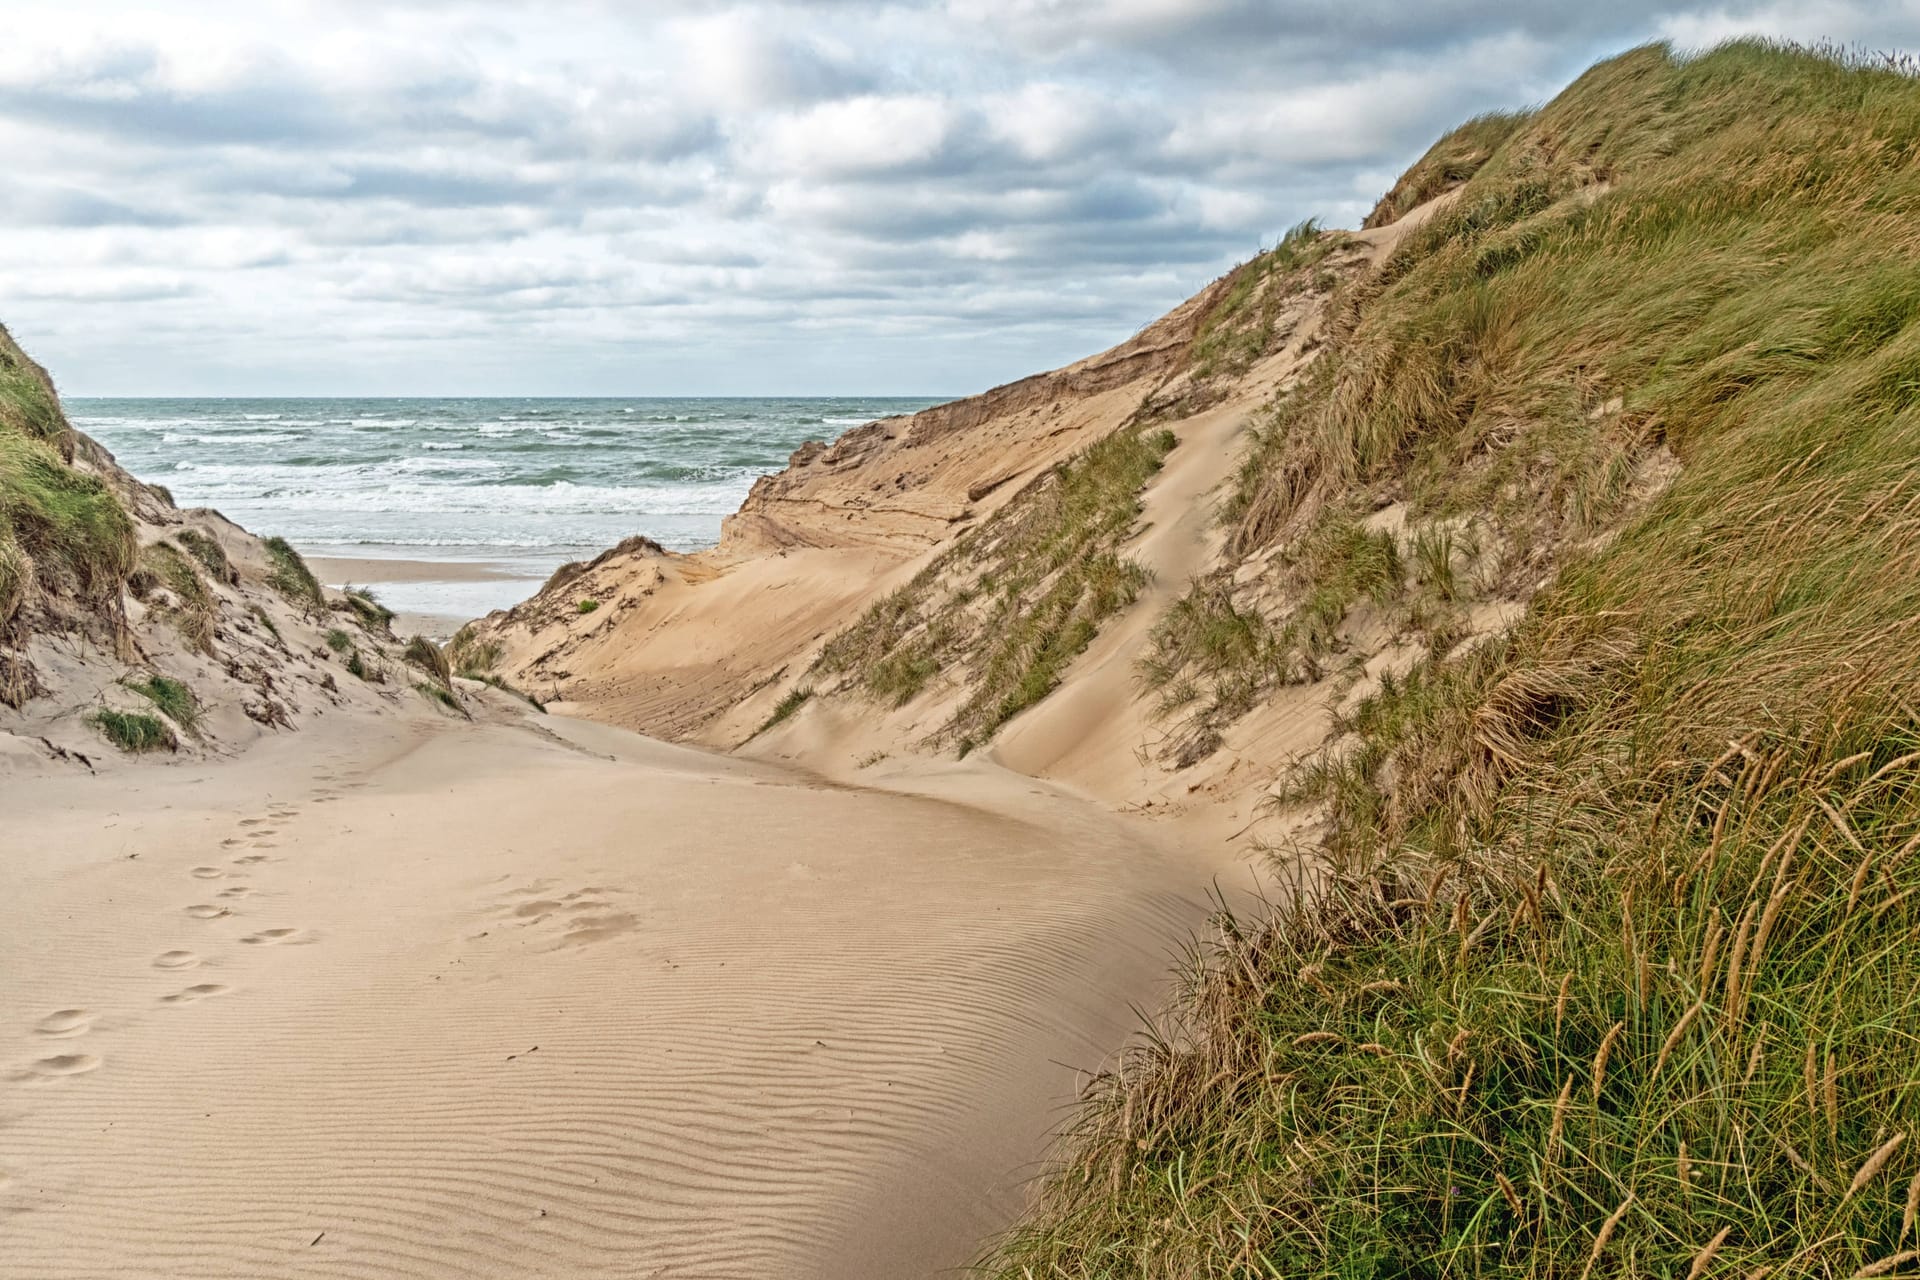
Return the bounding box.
[1143,509,1402,761]
[126,673,197,732]
[576,598,599,614]
[90,707,175,753]
[0,427,134,622]
[262,536,323,612]
[324,628,353,654]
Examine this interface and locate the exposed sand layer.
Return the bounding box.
[0,703,1242,1278]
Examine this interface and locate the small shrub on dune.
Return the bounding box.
[576,598,599,615]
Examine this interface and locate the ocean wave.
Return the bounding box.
[161,431,298,446]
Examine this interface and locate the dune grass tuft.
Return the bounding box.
[413,681,466,716]
[465,671,544,712]
[141,542,217,654]
[126,673,197,732]
[172,528,236,584]
[985,38,1920,1279]
[90,707,175,753]
[341,584,395,634]
[403,634,452,687]
[749,685,812,739]
[262,536,323,612]
[447,623,503,675]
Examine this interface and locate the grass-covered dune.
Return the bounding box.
[0,322,135,640]
[985,40,1920,1279]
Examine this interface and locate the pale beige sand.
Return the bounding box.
[308,555,525,585]
[0,705,1240,1278]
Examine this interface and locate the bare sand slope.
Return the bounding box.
[0,707,1234,1278]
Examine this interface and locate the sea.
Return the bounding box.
[70,397,940,625]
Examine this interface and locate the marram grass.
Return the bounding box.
[984,39,1920,1280]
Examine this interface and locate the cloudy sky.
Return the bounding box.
[1,1,1915,397]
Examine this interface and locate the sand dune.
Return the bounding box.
[0,703,1245,1277]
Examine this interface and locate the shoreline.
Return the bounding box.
[309,553,554,638]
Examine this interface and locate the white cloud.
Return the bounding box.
[0,0,1915,395]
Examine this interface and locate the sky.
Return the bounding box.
[1,1,1916,397]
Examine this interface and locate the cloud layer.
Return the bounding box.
[1,0,1915,395]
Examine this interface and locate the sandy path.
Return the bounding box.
[0,709,1220,1278]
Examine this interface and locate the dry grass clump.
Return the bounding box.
[446,623,503,675]
[139,542,217,654]
[985,39,1920,1278]
[813,424,1175,751]
[1363,110,1534,228]
[340,585,395,635]
[403,635,452,687]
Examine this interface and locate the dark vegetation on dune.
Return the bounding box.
[985,40,1920,1279]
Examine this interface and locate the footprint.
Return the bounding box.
[190,866,224,880]
[23,1053,100,1079]
[232,855,270,866]
[152,950,200,970]
[5,1051,102,1083]
[160,983,230,1005]
[215,886,253,899]
[238,818,269,828]
[185,904,231,920]
[35,1009,92,1037]
[241,928,304,946]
